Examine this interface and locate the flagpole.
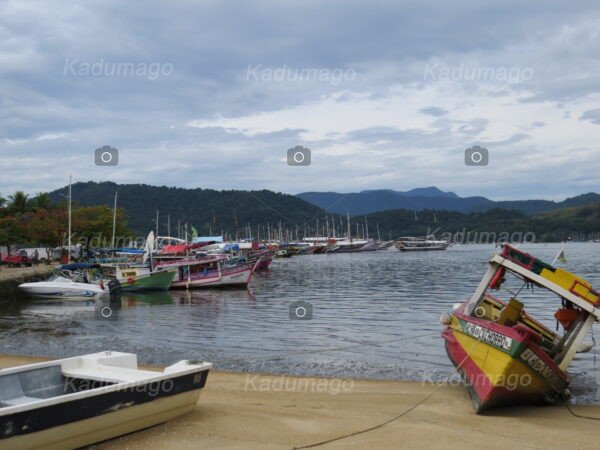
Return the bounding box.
[552,242,566,266]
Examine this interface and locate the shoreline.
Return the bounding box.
[0,265,53,286]
[3,354,600,449]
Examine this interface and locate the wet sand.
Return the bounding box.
[2,355,600,449]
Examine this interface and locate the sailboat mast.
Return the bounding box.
[68,175,72,263]
[347,212,351,241]
[111,191,118,249]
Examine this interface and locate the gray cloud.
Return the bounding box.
[580,109,600,125]
[0,0,599,200]
[420,107,448,117]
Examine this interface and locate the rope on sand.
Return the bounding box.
[292,336,481,449]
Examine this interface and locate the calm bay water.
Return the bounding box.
[1,243,599,402]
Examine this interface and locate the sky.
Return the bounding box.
[1,0,599,201]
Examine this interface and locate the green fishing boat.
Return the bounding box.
[101,265,176,291]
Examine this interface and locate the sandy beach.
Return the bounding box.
[2,354,600,449]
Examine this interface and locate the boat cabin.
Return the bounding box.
[464,245,600,371]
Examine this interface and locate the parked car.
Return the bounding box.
[0,250,33,267]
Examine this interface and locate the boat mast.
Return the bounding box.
[155,210,159,236]
[111,191,117,249]
[346,212,351,241]
[68,175,72,263]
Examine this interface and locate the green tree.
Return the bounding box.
[73,205,130,250]
[26,208,67,247]
[0,216,25,256]
[31,192,52,211]
[8,191,30,215]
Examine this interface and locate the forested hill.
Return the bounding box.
[49,181,325,236]
[46,182,600,242]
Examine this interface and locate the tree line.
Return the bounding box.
[0,191,130,254]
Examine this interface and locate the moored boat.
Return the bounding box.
[324,239,369,253]
[441,244,600,412]
[376,240,395,250]
[100,264,177,291]
[154,255,256,288]
[18,264,118,299]
[0,351,212,450]
[247,250,274,270]
[395,235,449,251]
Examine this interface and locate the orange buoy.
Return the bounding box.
[555,308,578,330]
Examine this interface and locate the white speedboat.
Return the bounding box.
[18,264,116,298]
[0,351,212,450]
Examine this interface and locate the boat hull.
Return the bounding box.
[171,265,253,288]
[255,258,273,270]
[119,270,176,292]
[0,356,210,450]
[397,244,449,251]
[4,389,202,450]
[18,282,107,298]
[442,313,568,412]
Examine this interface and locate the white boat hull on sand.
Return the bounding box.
[5,390,200,450]
[0,352,212,450]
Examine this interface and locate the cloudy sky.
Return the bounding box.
[1,0,599,200]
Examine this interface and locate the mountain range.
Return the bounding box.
[297,187,600,216]
[46,182,600,241]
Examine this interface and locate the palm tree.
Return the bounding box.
[31,192,51,210]
[0,194,5,209]
[8,191,29,215]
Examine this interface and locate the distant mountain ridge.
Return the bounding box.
[44,181,600,242]
[297,188,600,216]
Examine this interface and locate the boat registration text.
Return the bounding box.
[462,322,513,351]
